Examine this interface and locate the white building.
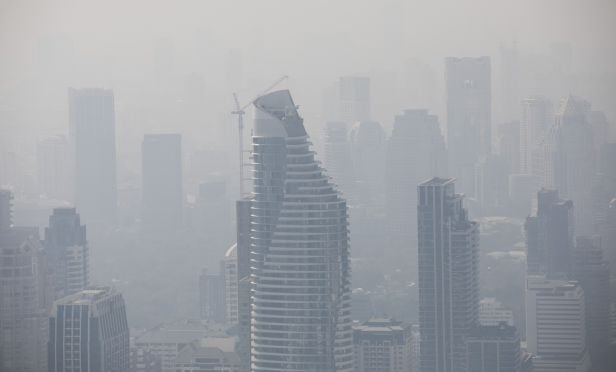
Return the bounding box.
[526,276,591,372]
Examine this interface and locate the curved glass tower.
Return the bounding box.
[250,90,353,371]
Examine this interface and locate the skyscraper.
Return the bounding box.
[141,133,183,231]
[348,120,385,206]
[250,90,353,371]
[520,97,552,176]
[69,88,117,227]
[0,190,50,372]
[525,277,590,372]
[417,178,480,372]
[44,207,89,299]
[323,121,355,202]
[198,268,226,324]
[387,110,447,271]
[48,287,130,372]
[545,96,596,235]
[524,189,574,277]
[338,76,371,123]
[573,236,610,369]
[445,56,491,196]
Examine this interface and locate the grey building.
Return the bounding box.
[37,135,72,201]
[174,338,240,372]
[44,207,89,299]
[353,318,413,372]
[338,75,371,123]
[524,189,574,277]
[141,133,183,232]
[520,97,552,177]
[466,323,522,372]
[0,191,50,372]
[573,236,610,370]
[48,287,130,372]
[323,121,355,203]
[250,90,353,371]
[387,110,447,273]
[417,178,480,372]
[198,268,226,324]
[445,56,492,196]
[69,88,117,227]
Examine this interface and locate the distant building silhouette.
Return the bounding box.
[387,110,446,271]
[520,97,552,177]
[223,244,238,325]
[141,133,183,232]
[349,120,385,206]
[69,88,117,228]
[198,268,225,324]
[445,56,491,196]
[525,189,574,277]
[49,287,129,372]
[324,121,355,202]
[417,178,480,372]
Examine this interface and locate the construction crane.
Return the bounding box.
[232,75,288,197]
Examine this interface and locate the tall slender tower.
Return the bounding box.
[445,57,491,196]
[250,90,353,371]
[387,110,447,273]
[417,178,480,372]
[69,88,117,227]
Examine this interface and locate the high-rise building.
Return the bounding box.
[573,236,610,369]
[525,276,590,372]
[223,244,239,324]
[198,268,226,324]
[498,120,520,175]
[69,88,117,227]
[44,207,89,299]
[544,96,596,235]
[387,110,447,270]
[48,287,129,372]
[338,76,371,123]
[353,318,413,372]
[324,121,355,203]
[141,133,183,231]
[37,135,71,201]
[466,323,522,372]
[0,190,50,372]
[235,198,251,281]
[250,90,353,371]
[417,178,480,372]
[520,97,552,176]
[524,189,574,277]
[348,120,385,206]
[445,56,491,196]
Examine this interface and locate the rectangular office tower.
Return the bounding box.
[445,57,491,196]
[353,318,413,372]
[249,90,353,371]
[141,133,183,232]
[525,277,590,372]
[45,207,89,299]
[69,88,117,227]
[49,287,130,372]
[417,178,480,372]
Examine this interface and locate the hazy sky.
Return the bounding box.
[1,0,615,168]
